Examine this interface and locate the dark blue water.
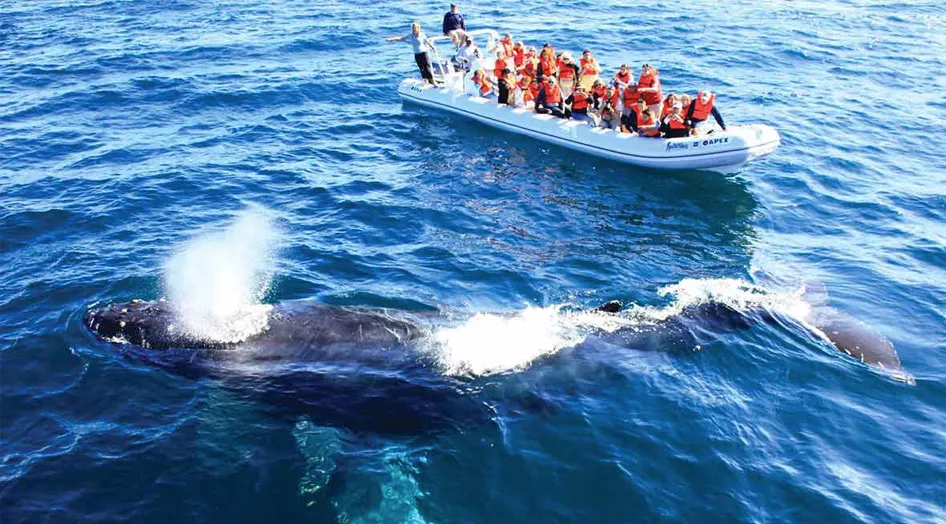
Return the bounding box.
[2,1,944,522]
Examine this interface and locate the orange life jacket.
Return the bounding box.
[539,56,557,77]
[638,113,660,136]
[571,92,589,111]
[601,92,620,116]
[494,58,509,75]
[476,76,493,96]
[501,38,514,57]
[513,48,525,67]
[691,91,716,121]
[662,98,675,118]
[527,83,540,102]
[623,85,640,106]
[667,114,687,130]
[580,58,599,77]
[544,84,562,105]
[615,70,632,85]
[592,84,607,100]
[559,64,576,80]
[637,70,662,105]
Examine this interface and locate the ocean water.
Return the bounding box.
[1,0,945,522]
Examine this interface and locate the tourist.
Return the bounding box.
[386,23,437,87]
[614,64,633,88]
[535,76,565,118]
[537,46,558,81]
[686,90,726,134]
[579,50,601,90]
[661,103,689,138]
[637,64,663,118]
[558,53,580,98]
[497,68,515,105]
[597,85,621,129]
[442,4,467,47]
[471,68,494,98]
[566,85,595,124]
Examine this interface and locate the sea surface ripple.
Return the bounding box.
[1,1,944,522]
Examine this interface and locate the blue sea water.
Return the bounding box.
[2,0,945,522]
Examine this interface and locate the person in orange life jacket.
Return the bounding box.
[558,53,580,98]
[597,85,621,129]
[637,109,661,137]
[537,45,558,80]
[614,64,633,88]
[590,79,608,109]
[494,51,509,80]
[621,98,648,134]
[385,23,437,87]
[579,50,600,83]
[686,90,726,134]
[661,93,679,120]
[524,77,541,108]
[637,64,663,118]
[497,68,518,105]
[512,41,525,68]
[500,33,515,57]
[620,82,639,123]
[565,85,595,124]
[535,76,566,118]
[471,69,495,99]
[661,102,689,138]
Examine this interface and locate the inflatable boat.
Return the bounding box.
[397,30,780,171]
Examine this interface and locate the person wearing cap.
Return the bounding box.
[497,67,516,105]
[637,64,663,119]
[535,76,565,118]
[596,85,621,130]
[454,34,479,71]
[386,22,437,87]
[686,90,726,134]
[661,102,689,138]
[442,4,467,47]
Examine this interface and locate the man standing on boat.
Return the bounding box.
[443,3,467,48]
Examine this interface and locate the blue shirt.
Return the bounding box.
[442,12,465,34]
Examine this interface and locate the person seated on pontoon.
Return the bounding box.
[597,85,621,130]
[442,3,467,48]
[565,85,596,125]
[524,77,541,108]
[661,103,689,138]
[686,90,726,134]
[621,98,644,134]
[535,76,566,118]
[497,68,516,105]
[661,94,680,120]
[471,68,495,99]
[637,108,661,137]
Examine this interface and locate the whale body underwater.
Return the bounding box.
[83,295,914,434]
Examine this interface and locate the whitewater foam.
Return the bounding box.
[162,208,279,344]
[430,278,813,377]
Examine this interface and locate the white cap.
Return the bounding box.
[672,102,682,109]
[701,91,712,102]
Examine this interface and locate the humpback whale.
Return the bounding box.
[84,294,913,387]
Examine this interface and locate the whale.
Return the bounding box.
[84,295,912,385]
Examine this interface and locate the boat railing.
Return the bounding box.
[426,29,501,92]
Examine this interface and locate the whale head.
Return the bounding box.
[84,299,223,350]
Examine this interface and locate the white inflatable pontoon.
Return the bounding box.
[397,30,780,171]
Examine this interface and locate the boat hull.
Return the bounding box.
[397,78,780,171]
